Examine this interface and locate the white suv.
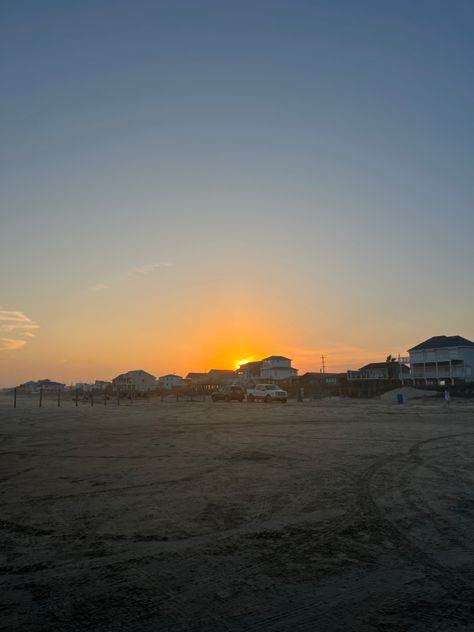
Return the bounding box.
[246,384,288,403]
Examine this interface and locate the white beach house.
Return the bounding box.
[158,374,184,390]
[259,356,298,381]
[112,370,157,393]
[408,335,474,384]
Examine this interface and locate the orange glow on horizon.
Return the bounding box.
[234,356,255,370]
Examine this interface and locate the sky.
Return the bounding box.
[1,0,474,386]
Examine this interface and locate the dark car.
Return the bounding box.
[211,385,245,402]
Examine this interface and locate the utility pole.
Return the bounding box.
[321,355,326,374]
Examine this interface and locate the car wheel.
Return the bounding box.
[248,394,255,402]
[264,395,272,403]
[212,395,217,402]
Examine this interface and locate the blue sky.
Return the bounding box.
[1,1,473,383]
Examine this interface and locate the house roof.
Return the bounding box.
[37,379,66,386]
[263,356,291,361]
[112,370,156,381]
[159,374,182,379]
[208,369,236,376]
[408,335,474,352]
[186,372,207,379]
[238,361,262,371]
[359,363,391,370]
[128,370,156,378]
[358,362,409,372]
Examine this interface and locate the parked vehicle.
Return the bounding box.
[211,385,246,402]
[246,384,288,403]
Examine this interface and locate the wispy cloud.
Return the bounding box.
[117,262,172,281]
[88,262,172,291]
[0,337,27,351]
[0,310,33,323]
[0,310,38,351]
[88,283,108,292]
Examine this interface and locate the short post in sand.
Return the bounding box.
[13,388,17,408]
[57,388,61,407]
[90,392,94,407]
[39,387,43,408]
[75,388,78,407]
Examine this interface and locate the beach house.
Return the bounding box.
[408,335,474,384]
[112,370,157,393]
[158,374,184,390]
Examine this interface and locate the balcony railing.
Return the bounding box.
[411,368,466,379]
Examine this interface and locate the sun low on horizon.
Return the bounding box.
[234,357,255,370]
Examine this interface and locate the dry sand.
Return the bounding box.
[1,394,474,631]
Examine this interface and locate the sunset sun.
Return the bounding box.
[234,356,255,370]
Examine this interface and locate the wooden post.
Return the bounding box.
[39,387,43,408]
[57,388,61,407]
[13,388,17,408]
[90,392,94,407]
[104,394,107,406]
[75,388,78,407]
[117,392,120,406]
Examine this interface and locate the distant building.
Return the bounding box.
[74,381,110,392]
[94,380,111,390]
[186,372,208,383]
[237,356,298,383]
[260,356,298,381]
[158,374,184,390]
[74,382,94,392]
[18,379,66,393]
[236,361,262,382]
[409,335,474,384]
[300,372,345,385]
[185,370,237,387]
[17,380,38,393]
[206,369,237,384]
[347,362,409,381]
[112,370,157,393]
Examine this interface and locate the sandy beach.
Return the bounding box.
[1,394,474,630]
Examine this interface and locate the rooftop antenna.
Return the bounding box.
[321,355,326,374]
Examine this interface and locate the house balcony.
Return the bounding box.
[411,361,466,381]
